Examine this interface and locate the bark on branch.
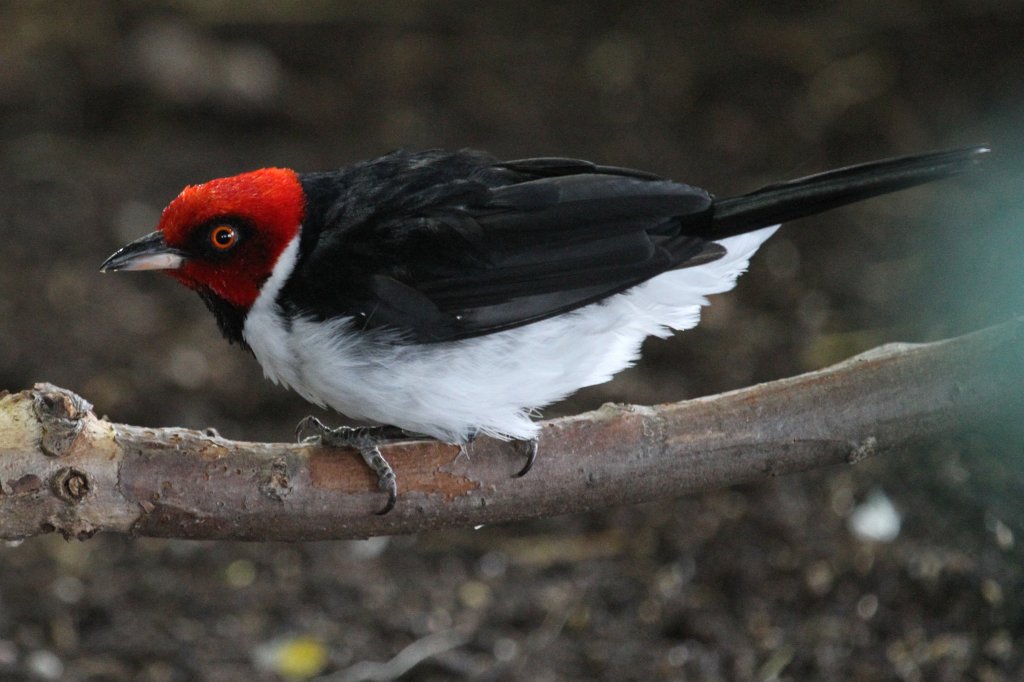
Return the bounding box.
[1,320,1021,541]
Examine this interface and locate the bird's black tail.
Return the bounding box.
[709,145,989,239]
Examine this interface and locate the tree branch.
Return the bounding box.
[1,320,1021,541]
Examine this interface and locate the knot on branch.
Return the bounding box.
[847,436,878,464]
[32,383,93,458]
[260,457,294,501]
[51,467,91,503]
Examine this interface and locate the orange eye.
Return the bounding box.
[210,225,238,250]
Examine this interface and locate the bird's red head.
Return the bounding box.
[102,168,305,310]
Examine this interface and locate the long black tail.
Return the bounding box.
[709,145,989,238]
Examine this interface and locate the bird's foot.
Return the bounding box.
[512,437,539,478]
[295,416,409,515]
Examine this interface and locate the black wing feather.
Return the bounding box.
[282,150,717,342]
[277,146,985,343]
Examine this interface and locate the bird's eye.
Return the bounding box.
[210,225,238,250]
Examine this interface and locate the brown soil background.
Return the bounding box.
[1,3,1022,680]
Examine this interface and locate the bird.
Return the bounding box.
[101,145,987,513]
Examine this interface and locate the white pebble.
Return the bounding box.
[848,488,901,542]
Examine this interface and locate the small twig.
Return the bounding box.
[324,628,471,682]
[0,319,1021,541]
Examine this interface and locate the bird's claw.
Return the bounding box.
[295,415,329,443]
[294,416,400,515]
[368,451,398,516]
[513,437,539,478]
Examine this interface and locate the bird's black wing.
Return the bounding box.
[285,150,720,342]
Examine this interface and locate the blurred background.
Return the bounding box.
[1,1,1023,680]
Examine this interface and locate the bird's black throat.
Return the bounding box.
[197,289,250,350]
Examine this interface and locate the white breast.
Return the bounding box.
[243,226,778,443]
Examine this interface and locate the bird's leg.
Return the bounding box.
[295,416,410,515]
[513,438,539,478]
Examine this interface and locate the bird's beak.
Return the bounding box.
[100,231,187,272]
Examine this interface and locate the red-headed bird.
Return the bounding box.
[102,146,987,513]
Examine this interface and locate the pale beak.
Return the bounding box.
[100,231,187,272]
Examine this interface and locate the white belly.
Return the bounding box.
[243,227,778,442]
